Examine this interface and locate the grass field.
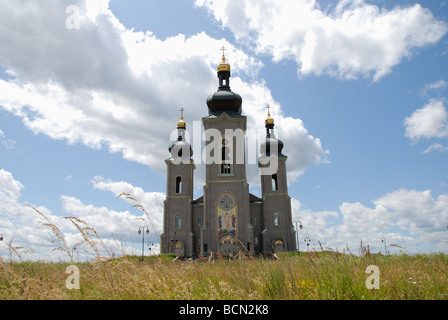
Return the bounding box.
[1,251,447,300]
[1,203,447,300]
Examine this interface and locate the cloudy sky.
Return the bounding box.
[0,0,447,260]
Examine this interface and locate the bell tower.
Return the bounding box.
[259,107,296,254]
[161,109,195,257]
[200,49,252,256]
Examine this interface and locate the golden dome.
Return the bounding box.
[177,116,186,128]
[177,108,186,128]
[217,55,231,72]
[265,115,274,125]
[265,104,274,125]
[217,46,231,71]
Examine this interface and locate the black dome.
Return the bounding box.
[206,61,242,115]
[169,138,193,159]
[206,90,242,114]
[260,136,285,157]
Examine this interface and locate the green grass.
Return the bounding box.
[1,251,447,300]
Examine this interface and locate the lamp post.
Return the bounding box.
[304,237,311,252]
[138,226,150,261]
[292,221,303,255]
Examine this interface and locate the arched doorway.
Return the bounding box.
[218,234,237,257]
[273,238,285,253]
[171,240,185,257]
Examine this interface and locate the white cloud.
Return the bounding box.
[404,99,448,141]
[374,189,448,250]
[0,169,67,260]
[0,129,15,150]
[61,196,138,236]
[91,175,165,235]
[196,0,448,81]
[292,188,448,254]
[57,176,167,257]
[0,0,327,184]
[421,79,447,97]
[0,168,24,202]
[0,168,162,260]
[422,142,448,154]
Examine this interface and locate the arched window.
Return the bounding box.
[220,138,231,175]
[175,214,182,229]
[175,176,182,194]
[273,211,280,226]
[272,174,278,191]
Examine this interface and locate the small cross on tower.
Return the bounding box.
[266,104,271,116]
[180,107,185,118]
[220,46,227,57]
[220,46,228,63]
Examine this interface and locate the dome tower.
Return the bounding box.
[260,105,286,158]
[168,108,193,160]
[161,108,195,257]
[206,47,242,115]
[258,105,295,254]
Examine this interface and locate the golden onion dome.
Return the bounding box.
[217,54,230,72]
[177,108,186,129]
[265,113,274,125]
[177,116,186,129]
[265,104,274,125]
[218,46,230,71]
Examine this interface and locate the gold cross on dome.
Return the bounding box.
[266,104,271,116]
[220,46,227,56]
[179,107,185,119]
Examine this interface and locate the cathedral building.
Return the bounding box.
[160,51,296,257]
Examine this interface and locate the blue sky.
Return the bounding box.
[0,0,448,260]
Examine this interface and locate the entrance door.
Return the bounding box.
[218,234,237,256]
[172,240,185,257]
[273,239,285,253]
